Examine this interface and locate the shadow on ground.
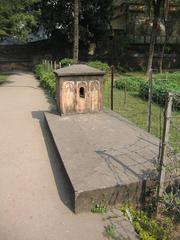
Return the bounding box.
[32,110,74,212]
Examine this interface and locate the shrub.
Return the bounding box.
[34,64,56,97]
[115,76,144,92]
[91,202,107,214]
[104,225,118,239]
[139,79,180,107]
[87,60,110,72]
[154,71,180,86]
[60,58,74,67]
[120,206,172,240]
[34,64,45,79]
[161,189,180,223]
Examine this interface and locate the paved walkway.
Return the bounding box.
[0,72,105,240]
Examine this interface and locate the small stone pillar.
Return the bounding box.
[54,64,105,115]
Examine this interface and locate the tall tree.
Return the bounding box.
[159,0,180,72]
[159,0,170,73]
[39,0,114,46]
[118,0,179,73]
[147,0,163,74]
[73,0,79,63]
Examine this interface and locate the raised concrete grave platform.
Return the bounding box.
[44,111,159,213]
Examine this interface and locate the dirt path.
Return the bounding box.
[0,72,105,240]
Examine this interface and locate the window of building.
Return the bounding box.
[79,87,85,98]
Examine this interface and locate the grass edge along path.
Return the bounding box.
[0,74,8,84]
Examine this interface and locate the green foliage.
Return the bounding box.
[34,64,56,97]
[139,73,180,107]
[40,0,114,44]
[104,225,118,240]
[120,206,173,240]
[10,13,37,42]
[154,71,180,85]
[161,189,180,223]
[91,201,107,214]
[34,64,44,79]
[0,74,8,84]
[116,64,126,73]
[103,73,180,153]
[116,72,180,107]
[115,76,144,92]
[87,61,110,72]
[60,58,74,67]
[139,81,166,105]
[0,0,39,41]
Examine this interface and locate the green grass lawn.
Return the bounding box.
[103,77,180,153]
[0,74,8,84]
[115,71,146,80]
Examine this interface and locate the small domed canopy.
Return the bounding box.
[54,64,105,77]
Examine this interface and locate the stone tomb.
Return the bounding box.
[54,64,105,115]
[45,64,159,213]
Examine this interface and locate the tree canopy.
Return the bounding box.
[0,0,179,44]
[39,0,114,44]
[0,0,40,42]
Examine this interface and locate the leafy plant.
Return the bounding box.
[0,74,8,84]
[87,60,110,72]
[0,0,39,41]
[139,77,180,108]
[120,206,173,240]
[34,64,56,97]
[115,76,144,92]
[60,58,74,67]
[161,189,180,223]
[154,72,180,85]
[104,225,119,240]
[91,200,108,214]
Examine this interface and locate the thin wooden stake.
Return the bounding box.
[156,92,173,214]
[47,61,50,70]
[124,82,127,105]
[50,61,53,70]
[147,69,153,133]
[110,65,114,111]
[54,61,57,70]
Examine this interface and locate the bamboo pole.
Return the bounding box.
[147,69,153,133]
[156,92,173,214]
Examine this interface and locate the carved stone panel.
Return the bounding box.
[90,81,100,112]
[76,82,88,113]
[61,81,76,114]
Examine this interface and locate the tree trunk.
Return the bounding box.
[146,0,163,75]
[159,38,167,73]
[147,18,158,74]
[73,0,79,64]
[159,0,170,73]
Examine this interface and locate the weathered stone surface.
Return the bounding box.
[54,64,105,77]
[55,64,105,115]
[44,111,159,213]
[104,209,140,240]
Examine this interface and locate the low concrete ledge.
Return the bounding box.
[44,111,159,213]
